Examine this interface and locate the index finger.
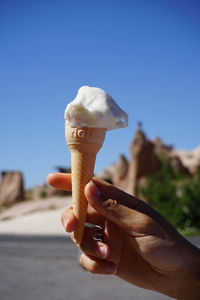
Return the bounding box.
[47,173,72,191]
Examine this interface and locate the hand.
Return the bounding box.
[48,173,200,299]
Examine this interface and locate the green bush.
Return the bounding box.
[180,171,200,228]
[40,187,47,199]
[141,159,200,231]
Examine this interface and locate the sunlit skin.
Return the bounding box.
[48,173,200,299]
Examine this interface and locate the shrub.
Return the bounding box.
[141,159,200,231]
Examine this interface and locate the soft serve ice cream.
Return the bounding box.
[64,86,128,130]
[64,86,128,245]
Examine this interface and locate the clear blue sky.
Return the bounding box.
[0,0,200,188]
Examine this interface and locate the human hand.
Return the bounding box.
[48,173,200,299]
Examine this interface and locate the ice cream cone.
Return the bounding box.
[65,124,106,246]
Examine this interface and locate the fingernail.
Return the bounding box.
[63,219,75,232]
[68,222,76,232]
[46,173,53,186]
[63,219,68,230]
[47,173,53,180]
[105,263,117,274]
[90,181,101,197]
[96,246,109,259]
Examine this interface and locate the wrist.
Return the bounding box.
[176,246,200,300]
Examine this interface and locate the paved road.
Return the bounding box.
[0,235,199,300]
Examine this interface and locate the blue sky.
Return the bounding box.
[0,0,200,188]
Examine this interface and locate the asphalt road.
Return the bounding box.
[0,235,199,300]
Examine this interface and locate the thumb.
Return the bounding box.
[84,178,143,229]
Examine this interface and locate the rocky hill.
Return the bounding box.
[98,123,200,196]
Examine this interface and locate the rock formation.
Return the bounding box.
[97,155,129,187]
[56,124,200,199]
[153,137,173,157]
[173,147,200,174]
[97,122,195,197]
[0,171,24,207]
[111,155,129,189]
[126,123,161,196]
[169,156,189,175]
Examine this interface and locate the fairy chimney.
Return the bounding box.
[126,122,161,196]
[0,171,24,207]
[112,154,129,189]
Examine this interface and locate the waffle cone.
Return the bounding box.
[65,124,106,245]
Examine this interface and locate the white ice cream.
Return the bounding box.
[64,86,128,130]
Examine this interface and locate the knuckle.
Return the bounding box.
[103,198,121,210]
[102,198,121,220]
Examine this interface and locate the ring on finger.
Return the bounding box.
[85,223,104,242]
